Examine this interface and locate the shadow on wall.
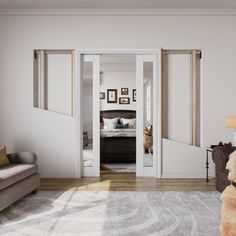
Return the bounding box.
[13,136,35,153]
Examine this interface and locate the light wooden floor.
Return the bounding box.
[39,172,216,191]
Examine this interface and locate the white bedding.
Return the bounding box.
[100,129,136,137]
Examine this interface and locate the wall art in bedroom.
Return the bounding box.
[133,89,136,102]
[107,89,117,103]
[119,97,130,104]
[121,88,129,95]
[100,92,105,99]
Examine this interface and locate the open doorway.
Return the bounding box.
[79,50,160,178]
[99,55,136,173]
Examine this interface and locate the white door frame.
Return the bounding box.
[76,49,162,178]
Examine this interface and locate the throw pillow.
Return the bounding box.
[103,117,118,130]
[115,123,129,129]
[120,118,136,129]
[0,146,10,167]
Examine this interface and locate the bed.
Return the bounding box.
[100,110,136,163]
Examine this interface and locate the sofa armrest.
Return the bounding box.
[7,152,37,164]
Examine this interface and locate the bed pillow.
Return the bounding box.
[103,117,119,130]
[115,123,129,129]
[120,118,136,129]
[0,146,10,167]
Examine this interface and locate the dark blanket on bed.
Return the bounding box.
[100,110,136,163]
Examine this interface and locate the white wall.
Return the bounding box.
[0,12,236,177]
[162,139,206,178]
[100,70,136,111]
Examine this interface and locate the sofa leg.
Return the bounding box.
[31,190,37,194]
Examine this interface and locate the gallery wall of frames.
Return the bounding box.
[99,70,136,111]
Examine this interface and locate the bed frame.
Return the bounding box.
[100,110,136,163]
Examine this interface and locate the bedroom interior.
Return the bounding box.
[99,55,136,175]
[2,0,236,235]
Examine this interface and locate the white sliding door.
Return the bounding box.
[46,52,73,115]
[162,50,204,178]
[81,55,100,177]
[34,50,75,116]
[162,50,202,146]
[166,53,192,144]
[136,55,160,177]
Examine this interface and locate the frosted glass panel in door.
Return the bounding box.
[143,62,153,167]
[136,54,158,177]
[81,55,100,177]
[82,61,93,167]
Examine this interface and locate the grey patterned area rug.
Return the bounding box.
[100,156,153,172]
[101,163,136,172]
[0,191,221,236]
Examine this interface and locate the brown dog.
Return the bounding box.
[144,125,153,154]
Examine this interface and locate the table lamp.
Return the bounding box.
[225,116,236,146]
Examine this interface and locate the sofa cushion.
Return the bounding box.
[0,146,10,167]
[0,164,38,190]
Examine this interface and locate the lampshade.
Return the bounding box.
[225,116,236,128]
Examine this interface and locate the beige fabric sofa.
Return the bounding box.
[0,152,40,211]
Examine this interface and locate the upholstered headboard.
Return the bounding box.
[100,110,136,122]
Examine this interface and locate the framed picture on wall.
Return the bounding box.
[133,89,136,102]
[107,89,117,103]
[119,97,130,104]
[100,92,105,99]
[121,88,129,95]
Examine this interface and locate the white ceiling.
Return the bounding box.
[0,0,236,9]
